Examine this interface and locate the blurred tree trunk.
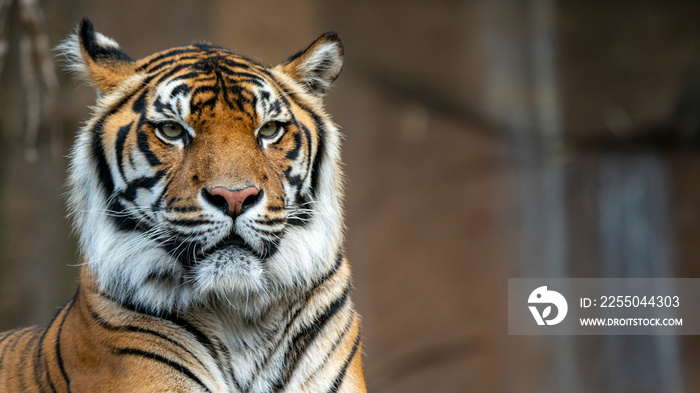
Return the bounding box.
[0,0,76,331]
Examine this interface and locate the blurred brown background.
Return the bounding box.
[1,0,700,392]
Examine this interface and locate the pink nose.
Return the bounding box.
[209,186,259,216]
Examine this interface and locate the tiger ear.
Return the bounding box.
[58,18,135,94]
[280,32,344,98]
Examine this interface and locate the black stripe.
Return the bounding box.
[293,120,313,207]
[1,331,24,389]
[273,283,352,391]
[148,63,200,87]
[267,75,324,203]
[278,124,311,225]
[136,47,203,72]
[283,168,304,188]
[302,309,356,388]
[163,241,202,267]
[104,295,242,392]
[270,99,282,118]
[115,122,134,180]
[165,206,199,213]
[136,130,162,166]
[221,56,262,70]
[151,174,174,213]
[0,330,21,376]
[114,348,211,392]
[285,128,303,161]
[0,329,15,348]
[115,298,218,359]
[216,67,267,88]
[15,328,40,391]
[262,238,280,259]
[144,55,200,74]
[143,269,183,285]
[167,71,216,85]
[55,300,75,393]
[152,82,194,119]
[87,84,153,234]
[302,107,327,198]
[91,120,115,197]
[191,87,219,111]
[105,199,154,233]
[261,76,294,129]
[287,211,311,227]
[120,170,165,201]
[110,294,221,356]
[32,326,55,393]
[88,84,142,198]
[253,218,286,228]
[165,218,214,227]
[85,303,209,373]
[87,304,182,350]
[34,297,75,393]
[216,68,236,110]
[247,252,344,390]
[327,334,361,393]
[152,95,171,118]
[316,252,344,287]
[132,90,148,113]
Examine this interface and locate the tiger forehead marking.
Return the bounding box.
[145,46,288,123]
[136,48,295,214]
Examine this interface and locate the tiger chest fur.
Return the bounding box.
[0,18,365,393]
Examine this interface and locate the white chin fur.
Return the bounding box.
[77,209,340,315]
[192,247,266,295]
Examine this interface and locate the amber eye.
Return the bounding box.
[159,122,184,140]
[258,121,281,139]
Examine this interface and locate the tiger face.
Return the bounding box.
[61,19,345,314]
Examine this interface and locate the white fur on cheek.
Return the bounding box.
[266,123,344,288]
[68,128,191,312]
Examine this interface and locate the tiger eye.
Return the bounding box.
[161,123,184,139]
[258,122,280,138]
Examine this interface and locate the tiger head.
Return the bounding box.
[59,19,345,314]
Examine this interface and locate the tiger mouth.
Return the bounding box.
[213,233,252,250]
[167,232,257,268]
[215,233,247,249]
[201,232,257,258]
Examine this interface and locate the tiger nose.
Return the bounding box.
[207,186,260,217]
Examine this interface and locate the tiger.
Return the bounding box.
[0,18,366,393]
